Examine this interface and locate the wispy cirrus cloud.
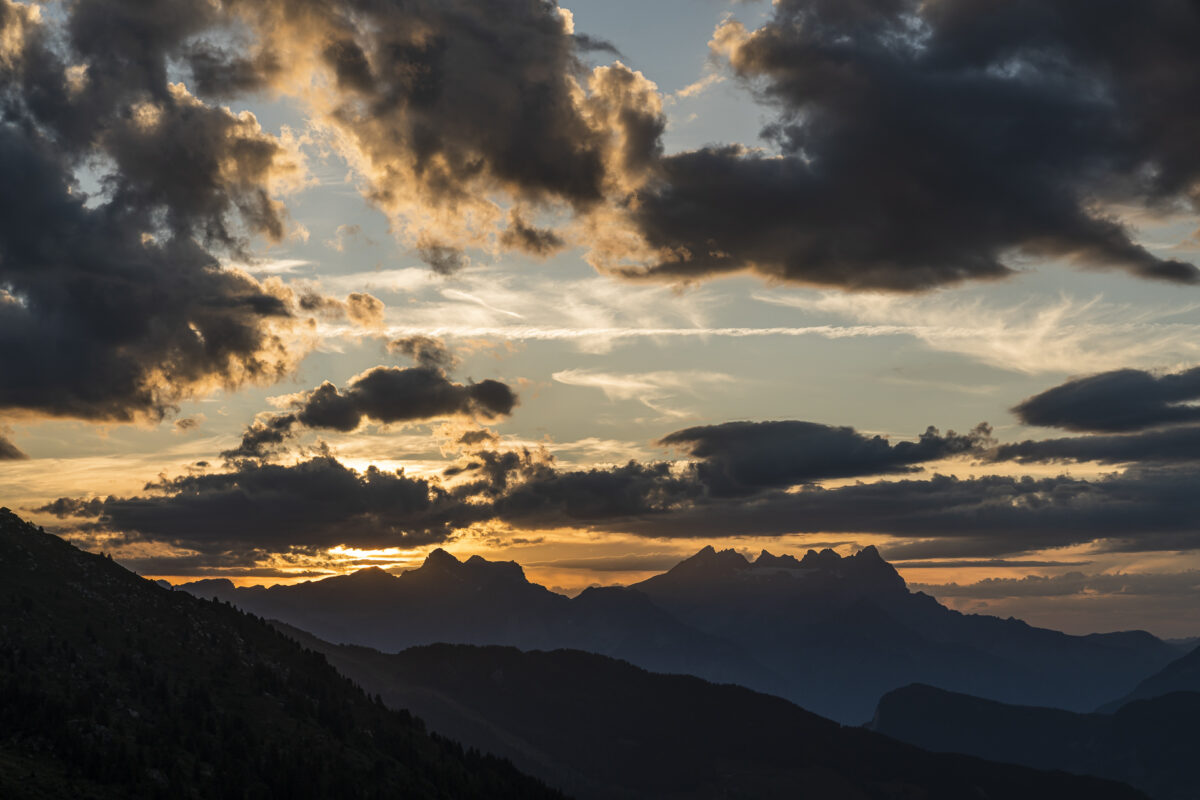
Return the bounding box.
[755,291,1200,374]
[553,368,736,418]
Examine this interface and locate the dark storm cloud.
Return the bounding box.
[47,456,480,558]
[44,431,1200,565]
[296,0,618,208]
[0,0,311,423]
[617,0,1200,289]
[660,420,992,496]
[602,466,1200,557]
[990,426,1200,466]
[202,0,664,233]
[0,125,301,421]
[37,497,106,518]
[1013,367,1200,433]
[222,413,299,461]
[440,438,702,524]
[184,42,284,98]
[494,460,703,525]
[303,367,518,428]
[223,366,518,459]
[443,446,556,497]
[388,335,460,371]
[447,439,1200,557]
[98,86,299,247]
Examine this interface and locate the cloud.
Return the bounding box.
[0,0,317,423]
[224,364,518,459]
[499,211,566,257]
[42,424,1200,567]
[660,420,993,496]
[990,425,1200,466]
[388,335,460,371]
[325,223,371,252]
[419,242,470,276]
[344,292,386,328]
[895,559,1094,569]
[605,0,1200,289]
[0,123,309,421]
[912,570,1200,599]
[12,0,1200,331]
[42,456,479,558]
[756,291,1200,375]
[223,412,301,461]
[302,367,517,428]
[1013,366,1200,432]
[594,466,1200,558]
[553,368,736,416]
[0,431,27,460]
[493,460,703,525]
[669,72,725,101]
[202,0,664,261]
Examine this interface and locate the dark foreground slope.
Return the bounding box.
[282,629,1146,800]
[871,684,1200,800]
[0,509,561,800]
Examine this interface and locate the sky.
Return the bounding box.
[2,0,1200,636]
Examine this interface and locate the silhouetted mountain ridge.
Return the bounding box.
[277,630,1147,800]
[178,544,1177,723]
[871,683,1200,800]
[1100,643,1200,711]
[630,545,1174,721]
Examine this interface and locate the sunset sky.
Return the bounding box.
[3,0,1200,636]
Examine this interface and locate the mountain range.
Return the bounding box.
[181,544,1181,723]
[277,628,1146,800]
[870,681,1200,800]
[0,508,562,799]
[1,506,1179,798]
[1100,642,1200,712]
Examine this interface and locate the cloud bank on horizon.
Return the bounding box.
[2,0,1200,630]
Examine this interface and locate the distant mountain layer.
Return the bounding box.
[1100,644,1200,712]
[870,683,1200,800]
[181,544,1178,723]
[281,630,1147,800]
[629,545,1180,721]
[0,508,561,800]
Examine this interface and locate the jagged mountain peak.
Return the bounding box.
[403,549,530,587]
[675,545,751,573]
[754,550,803,569]
[423,547,462,568]
[465,554,529,583]
[638,544,909,601]
[857,544,884,561]
[798,547,843,568]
